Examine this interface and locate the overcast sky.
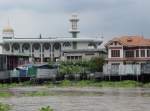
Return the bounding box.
[0,0,150,41]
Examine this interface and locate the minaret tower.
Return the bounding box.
[69,14,80,38]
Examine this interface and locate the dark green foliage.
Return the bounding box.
[58,57,105,75]
[89,57,105,72]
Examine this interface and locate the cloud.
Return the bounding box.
[0,0,149,41]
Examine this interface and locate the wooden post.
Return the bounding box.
[120,75,122,81]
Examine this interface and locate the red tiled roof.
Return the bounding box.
[106,36,150,47]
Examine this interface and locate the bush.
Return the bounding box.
[60,80,72,87]
[39,106,54,111]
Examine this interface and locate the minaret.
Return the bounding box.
[69,14,80,38]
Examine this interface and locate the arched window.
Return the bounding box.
[4,43,10,51]
[63,42,71,47]
[12,43,20,50]
[22,43,30,50]
[53,43,61,50]
[43,43,50,50]
[33,43,40,50]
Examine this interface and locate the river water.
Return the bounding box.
[0,87,150,111]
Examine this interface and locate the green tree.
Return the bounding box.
[89,57,105,72]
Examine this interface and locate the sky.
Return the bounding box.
[0,0,150,41]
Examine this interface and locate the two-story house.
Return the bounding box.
[104,36,150,75]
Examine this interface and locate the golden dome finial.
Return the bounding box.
[3,19,14,33]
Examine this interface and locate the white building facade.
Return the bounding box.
[0,14,103,63]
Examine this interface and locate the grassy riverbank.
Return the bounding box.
[49,80,142,88]
[0,80,150,88]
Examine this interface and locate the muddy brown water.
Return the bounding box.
[0,87,150,111]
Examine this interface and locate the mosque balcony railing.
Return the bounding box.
[4,52,31,57]
[62,48,102,52]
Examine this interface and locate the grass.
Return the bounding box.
[0,103,11,111]
[39,106,54,111]
[0,80,149,88]
[54,80,142,88]
[0,92,13,98]
[22,90,103,97]
[23,91,51,97]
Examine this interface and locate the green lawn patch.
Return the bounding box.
[0,103,11,111]
[0,92,13,98]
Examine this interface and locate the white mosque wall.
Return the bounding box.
[77,42,89,49]
[0,45,3,54]
[83,52,100,60]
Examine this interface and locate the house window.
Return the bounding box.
[136,50,139,57]
[67,56,82,61]
[141,50,145,57]
[71,56,74,60]
[78,56,82,60]
[111,50,120,57]
[114,42,117,46]
[125,50,134,58]
[75,56,78,60]
[67,56,70,60]
[147,50,150,57]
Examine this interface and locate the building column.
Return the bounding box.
[40,43,43,63]
[134,50,136,58]
[108,49,111,58]
[60,42,63,60]
[50,43,53,61]
[95,43,98,49]
[139,49,141,57]
[10,43,12,54]
[145,49,147,58]
[20,43,22,54]
[30,43,33,63]
[120,48,123,58]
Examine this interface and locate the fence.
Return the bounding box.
[103,64,150,76]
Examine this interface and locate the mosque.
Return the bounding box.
[0,14,103,65]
